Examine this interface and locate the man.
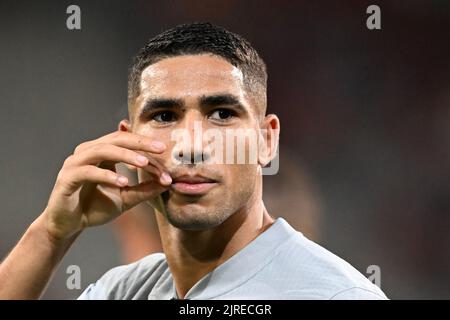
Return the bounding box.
[0,22,387,300]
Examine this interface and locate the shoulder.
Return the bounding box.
[264,226,387,299]
[78,252,168,300]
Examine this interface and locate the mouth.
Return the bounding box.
[171,174,218,195]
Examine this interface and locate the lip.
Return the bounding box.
[171,175,218,195]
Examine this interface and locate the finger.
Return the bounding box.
[73,144,171,185]
[141,152,168,175]
[74,131,166,155]
[120,181,168,211]
[57,165,129,194]
[141,164,172,186]
[69,144,152,168]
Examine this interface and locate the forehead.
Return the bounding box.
[138,54,245,101]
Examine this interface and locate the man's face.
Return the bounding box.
[128,54,262,230]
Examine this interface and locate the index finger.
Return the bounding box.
[74,131,166,155]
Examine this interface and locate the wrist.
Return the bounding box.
[31,212,81,250]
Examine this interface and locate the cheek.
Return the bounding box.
[208,126,260,166]
[223,164,258,210]
[226,164,258,193]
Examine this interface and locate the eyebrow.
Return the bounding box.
[199,94,243,109]
[139,98,184,118]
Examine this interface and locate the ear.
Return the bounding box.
[118,119,131,132]
[258,114,280,167]
[118,119,137,171]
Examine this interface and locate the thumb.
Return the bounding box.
[120,181,168,212]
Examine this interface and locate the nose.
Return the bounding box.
[171,111,211,165]
[173,148,209,164]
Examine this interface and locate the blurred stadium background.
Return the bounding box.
[0,0,448,299]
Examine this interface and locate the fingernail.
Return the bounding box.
[161,172,172,184]
[117,176,128,186]
[151,141,166,151]
[136,155,148,165]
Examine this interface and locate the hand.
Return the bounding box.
[41,131,172,241]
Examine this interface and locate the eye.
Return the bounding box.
[209,109,236,121]
[152,111,177,123]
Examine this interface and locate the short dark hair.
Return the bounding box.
[128,22,267,116]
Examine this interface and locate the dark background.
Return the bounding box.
[0,0,449,299]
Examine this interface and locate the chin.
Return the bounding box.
[164,201,232,231]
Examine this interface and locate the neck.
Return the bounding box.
[155,176,274,299]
